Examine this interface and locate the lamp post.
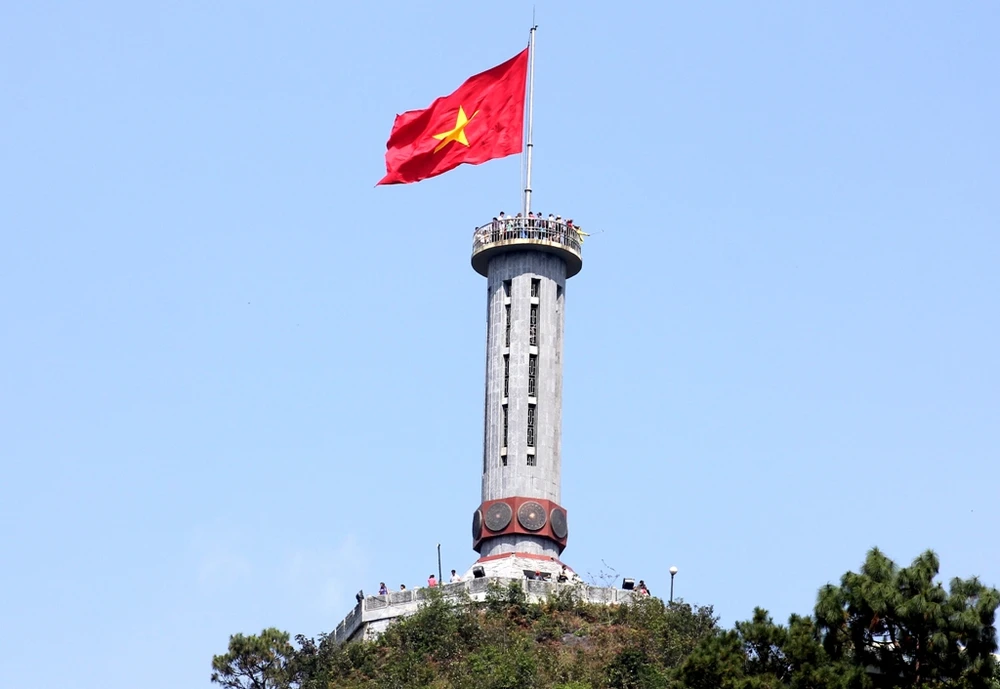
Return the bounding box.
[669,566,678,603]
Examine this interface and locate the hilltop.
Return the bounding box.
[211,548,999,689]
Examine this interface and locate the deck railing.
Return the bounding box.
[472,218,583,255]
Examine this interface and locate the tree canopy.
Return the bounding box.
[211,628,296,689]
[212,548,998,689]
[814,548,999,688]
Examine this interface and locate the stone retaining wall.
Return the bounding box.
[333,577,637,645]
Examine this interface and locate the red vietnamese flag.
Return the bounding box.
[377,48,528,185]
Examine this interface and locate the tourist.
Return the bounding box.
[637,580,649,596]
[378,582,388,596]
[450,569,462,583]
[557,565,569,583]
[399,584,406,591]
[427,574,437,588]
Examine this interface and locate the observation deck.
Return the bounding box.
[471,218,583,278]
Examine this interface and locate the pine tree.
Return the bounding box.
[814,548,999,688]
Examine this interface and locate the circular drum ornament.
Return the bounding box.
[484,501,513,532]
[550,507,568,539]
[517,501,547,531]
[472,509,483,540]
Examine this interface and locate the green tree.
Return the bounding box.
[815,548,999,688]
[380,587,482,662]
[611,596,719,669]
[465,636,539,689]
[291,632,376,689]
[211,547,998,689]
[678,608,857,689]
[676,628,750,689]
[211,628,296,689]
[604,646,669,689]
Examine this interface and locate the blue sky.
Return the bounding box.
[2,2,998,687]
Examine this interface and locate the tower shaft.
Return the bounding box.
[470,218,582,561]
[481,252,565,556]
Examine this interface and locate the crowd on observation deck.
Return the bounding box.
[367,565,590,601]
[360,565,647,603]
[476,211,589,246]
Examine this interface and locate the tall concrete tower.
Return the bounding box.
[468,218,582,577]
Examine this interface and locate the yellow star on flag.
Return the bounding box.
[432,106,478,153]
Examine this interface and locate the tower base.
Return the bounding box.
[462,551,579,583]
[332,573,636,645]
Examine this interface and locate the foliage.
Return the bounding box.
[211,628,296,689]
[485,580,532,620]
[212,548,998,689]
[612,596,719,669]
[213,584,719,689]
[677,548,999,689]
[814,548,999,688]
[678,608,864,689]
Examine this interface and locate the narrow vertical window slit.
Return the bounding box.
[526,404,536,448]
[501,404,507,454]
[503,355,509,398]
[528,354,537,397]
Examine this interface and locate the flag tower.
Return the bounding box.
[332,28,618,645]
[466,26,583,580]
[468,218,582,572]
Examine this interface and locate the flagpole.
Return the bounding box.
[523,24,537,218]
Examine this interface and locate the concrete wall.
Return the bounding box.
[480,251,567,557]
[333,577,636,645]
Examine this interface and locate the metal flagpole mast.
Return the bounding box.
[523,24,537,218]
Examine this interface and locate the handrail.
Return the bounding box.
[472,218,583,255]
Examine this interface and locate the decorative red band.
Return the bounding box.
[472,497,568,554]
